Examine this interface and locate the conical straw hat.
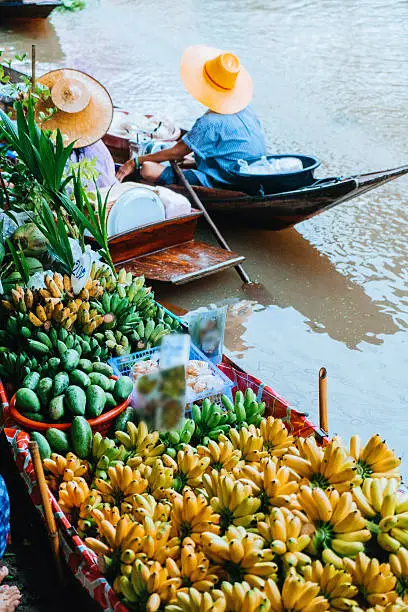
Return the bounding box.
[180,45,253,114]
[36,68,113,148]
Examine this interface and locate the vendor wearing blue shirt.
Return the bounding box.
[116,45,266,187]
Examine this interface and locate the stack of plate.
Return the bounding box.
[107,186,165,237]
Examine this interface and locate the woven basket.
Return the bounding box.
[9,376,130,435]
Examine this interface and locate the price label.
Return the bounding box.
[71,251,92,295]
[159,333,190,370]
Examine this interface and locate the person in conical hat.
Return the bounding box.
[36,68,117,188]
[116,45,266,187]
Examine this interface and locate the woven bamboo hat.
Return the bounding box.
[36,69,113,148]
[180,45,253,114]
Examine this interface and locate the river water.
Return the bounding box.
[1,0,408,465]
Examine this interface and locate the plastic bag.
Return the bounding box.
[184,305,227,365]
[157,187,191,220]
[239,156,303,175]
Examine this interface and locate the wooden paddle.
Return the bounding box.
[170,161,272,301]
[319,367,328,434]
[29,440,63,584]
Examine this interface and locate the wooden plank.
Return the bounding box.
[123,240,245,285]
[107,211,202,264]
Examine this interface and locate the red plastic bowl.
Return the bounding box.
[9,378,131,435]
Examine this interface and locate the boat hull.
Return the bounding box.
[167,164,408,230]
[0,2,60,19]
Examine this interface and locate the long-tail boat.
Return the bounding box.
[3,67,407,233]
[166,165,408,230]
[0,1,60,19]
[103,123,408,230]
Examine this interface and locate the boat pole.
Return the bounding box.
[318,367,328,434]
[28,440,63,583]
[170,161,252,284]
[31,44,36,90]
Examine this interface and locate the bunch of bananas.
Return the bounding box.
[197,438,242,473]
[221,389,266,428]
[350,434,401,482]
[95,329,131,356]
[226,425,268,463]
[191,399,231,445]
[201,526,278,588]
[138,459,175,501]
[58,477,90,514]
[160,419,196,459]
[165,539,218,594]
[263,576,329,611]
[93,464,148,510]
[297,485,369,564]
[163,446,210,492]
[91,433,128,480]
[219,581,269,612]
[76,492,105,537]
[43,451,89,488]
[235,457,299,512]
[165,587,226,612]
[86,515,144,561]
[125,318,171,350]
[301,561,359,611]
[350,477,408,553]
[2,284,36,314]
[89,262,120,289]
[202,470,262,532]
[0,351,38,386]
[257,507,312,573]
[259,416,295,458]
[40,411,406,612]
[343,552,398,607]
[283,436,358,492]
[129,493,171,523]
[115,421,165,468]
[3,274,104,332]
[114,559,178,611]
[1,275,63,314]
[170,489,219,544]
[389,548,408,603]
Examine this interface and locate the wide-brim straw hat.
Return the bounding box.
[180,45,253,114]
[36,69,113,148]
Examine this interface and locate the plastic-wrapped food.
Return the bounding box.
[239,156,303,175]
[132,357,225,402]
[156,187,191,220]
[184,305,227,365]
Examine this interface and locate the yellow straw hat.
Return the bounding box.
[36,69,113,148]
[180,45,253,114]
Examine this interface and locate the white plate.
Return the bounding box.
[107,187,165,237]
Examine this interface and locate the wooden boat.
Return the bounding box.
[107,209,245,285]
[4,70,407,232]
[103,112,408,231]
[167,165,408,230]
[0,343,327,611]
[0,1,60,19]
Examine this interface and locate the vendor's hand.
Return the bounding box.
[116,158,136,182]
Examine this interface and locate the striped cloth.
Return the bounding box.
[160,105,266,188]
[0,475,9,558]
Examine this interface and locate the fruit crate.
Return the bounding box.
[108,343,234,418]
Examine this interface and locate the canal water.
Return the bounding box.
[1,0,408,465]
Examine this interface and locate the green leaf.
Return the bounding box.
[6,239,29,284]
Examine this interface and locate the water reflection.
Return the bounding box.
[1,19,63,63]
[227,228,399,349]
[1,0,408,464]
